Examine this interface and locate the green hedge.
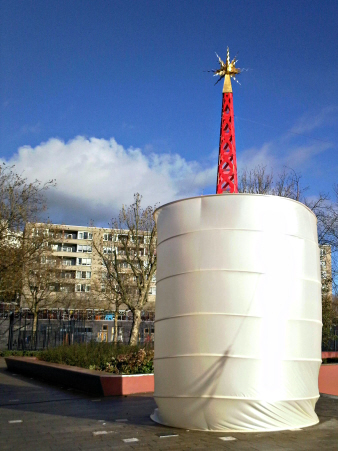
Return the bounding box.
[37,342,154,374]
[0,350,39,357]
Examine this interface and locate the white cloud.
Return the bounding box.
[237,107,335,175]
[237,142,277,171]
[290,106,338,135]
[4,136,216,225]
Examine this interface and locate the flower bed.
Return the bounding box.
[3,343,155,396]
[5,356,154,396]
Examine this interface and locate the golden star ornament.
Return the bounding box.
[210,47,241,92]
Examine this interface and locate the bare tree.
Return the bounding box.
[20,224,73,332]
[91,264,124,343]
[238,165,307,200]
[239,165,274,195]
[239,165,338,342]
[332,294,338,319]
[0,164,55,303]
[93,193,157,345]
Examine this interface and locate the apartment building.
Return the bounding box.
[21,223,156,312]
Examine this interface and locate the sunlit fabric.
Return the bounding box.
[151,194,321,431]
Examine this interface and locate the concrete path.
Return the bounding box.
[0,358,337,450]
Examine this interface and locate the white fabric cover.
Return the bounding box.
[152,194,321,431]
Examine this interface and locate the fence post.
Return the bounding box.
[46,315,50,349]
[23,315,26,351]
[18,311,22,350]
[7,312,14,350]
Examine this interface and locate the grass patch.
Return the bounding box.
[37,342,154,374]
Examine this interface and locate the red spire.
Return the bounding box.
[216,92,238,193]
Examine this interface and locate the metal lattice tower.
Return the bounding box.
[211,48,241,194]
[216,91,238,193]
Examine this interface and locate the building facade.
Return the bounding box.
[21,223,156,313]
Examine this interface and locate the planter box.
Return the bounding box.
[6,357,336,398]
[319,364,338,396]
[5,357,154,396]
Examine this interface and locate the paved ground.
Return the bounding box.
[0,358,337,450]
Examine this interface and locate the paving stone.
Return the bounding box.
[1,357,338,450]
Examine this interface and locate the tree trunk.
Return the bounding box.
[129,309,142,346]
[113,306,119,343]
[33,311,38,334]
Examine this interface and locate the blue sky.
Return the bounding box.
[0,0,337,225]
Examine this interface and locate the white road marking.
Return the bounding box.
[9,420,23,424]
[219,436,237,441]
[92,430,114,436]
[123,438,139,443]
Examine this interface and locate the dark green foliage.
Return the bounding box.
[37,342,154,374]
[322,358,338,364]
[0,350,39,357]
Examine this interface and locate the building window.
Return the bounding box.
[76,284,91,292]
[149,287,156,295]
[77,245,92,253]
[76,271,91,279]
[103,233,113,241]
[60,285,73,293]
[77,258,92,266]
[78,231,93,240]
[41,257,57,265]
[62,246,74,252]
[103,246,113,254]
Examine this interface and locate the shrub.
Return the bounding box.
[0,350,39,357]
[38,342,154,374]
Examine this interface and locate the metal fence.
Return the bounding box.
[323,326,338,353]
[1,305,337,353]
[1,307,154,351]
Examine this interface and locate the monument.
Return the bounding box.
[151,49,322,431]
